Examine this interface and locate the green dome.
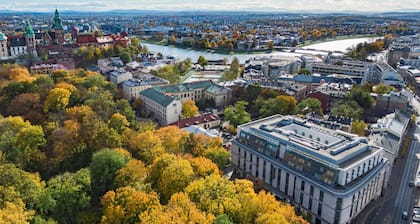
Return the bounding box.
[52,9,64,30]
[0,32,7,41]
[24,20,35,37]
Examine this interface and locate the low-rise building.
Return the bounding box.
[369,110,411,167]
[110,70,133,85]
[30,63,65,75]
[231,115,389,224]
[122,75,169,100]
[170,113,221,129]
[373,92,408,117]
[139,88,182,126]
[154,80,231,108]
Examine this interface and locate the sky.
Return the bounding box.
[0,0,419,12]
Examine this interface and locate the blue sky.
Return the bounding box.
[1,0,419,12]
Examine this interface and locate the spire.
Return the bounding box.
[52,9,63,30]
[24,20,34,37]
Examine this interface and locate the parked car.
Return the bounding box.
[403,211,409,219]
[401,210,408,220]
[410,181,415,187]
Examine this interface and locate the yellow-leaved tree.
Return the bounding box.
[44,88,72,113]
[181,100,199,118]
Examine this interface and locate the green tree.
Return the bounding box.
[351,120,367,136]
[297,98,322,114]
[12,125,46,165]
[119,52,132,64]
[38,168,91,224]
[224,101,251,127]
[222,57,241,81]
[331,100,363,119]
[348,85,374,109]
[197,55,208,67]
[372,83,396,94]
[130,37,140,48]
[89,149,130,199]
[182,100,199,118]
[258,95,297,117]
[0,163,44,209]
[296,68,311,75]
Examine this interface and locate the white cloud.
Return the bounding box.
[1,0,419,12]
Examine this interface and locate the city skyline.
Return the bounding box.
[1,0,420,13]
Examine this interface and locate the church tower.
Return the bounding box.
[24,20,37,57]
[52,9,65,47]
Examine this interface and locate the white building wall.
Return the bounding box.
[231,142,388,224]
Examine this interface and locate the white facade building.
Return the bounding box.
[140,88,182,126]
[231,115,389,224]
[110,71,133,85]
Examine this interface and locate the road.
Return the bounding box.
[392,135,419,224]
[355,130,419,224]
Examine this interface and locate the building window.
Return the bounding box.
[301,181,305,191]
[309,198,313,210]
[310,185,314,196]
[319,191,324,202]
[262,160,266,180]
[317,203,323,216]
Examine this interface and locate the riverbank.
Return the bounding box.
[298,34,381,47]
[139,38,281,56]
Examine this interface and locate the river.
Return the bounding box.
[142,37,380,63]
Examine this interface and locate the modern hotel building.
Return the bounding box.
[231,115,389,224]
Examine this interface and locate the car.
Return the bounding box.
[403,211,409,219]
[410,181,415,187]
[413,208,420,216]
[414,214,420,222]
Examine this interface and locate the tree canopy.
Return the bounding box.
[0,64,307,224]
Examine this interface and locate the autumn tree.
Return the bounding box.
[157,158,194,203]
[9,67,35,82]
[129,130,165,164]
[182,100,199,118]
[351,120,367,136]
[100,186,160,224]
[44,88,72,113]
[0,200,34,224]
[0,163,44,209]
[140,192,214,224]
[108,113,129,134]
[155,126,188,154]
[115,159,149,190]
[188,156,219,177]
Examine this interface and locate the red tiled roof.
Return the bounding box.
[170,113,220,128]
[77,34,96,44]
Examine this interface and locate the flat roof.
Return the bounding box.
[238,115,378,168]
